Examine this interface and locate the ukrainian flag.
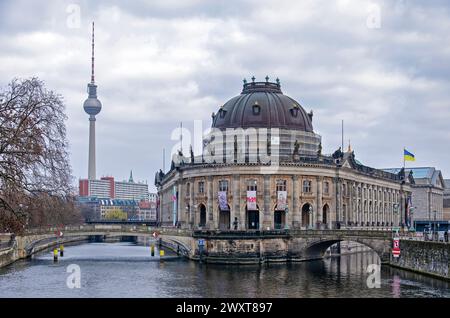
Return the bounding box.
[404,149,415,161]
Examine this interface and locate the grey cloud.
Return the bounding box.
[1,0,450,193]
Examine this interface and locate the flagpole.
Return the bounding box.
[403,147,405,169]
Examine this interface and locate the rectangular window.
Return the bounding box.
[198,181,205,194]
[324,182,329,195]
[219,180,229,192]
[303,180,312,193]
[186,183,190,197]
[247,179,257,191]
[276,180,287,192]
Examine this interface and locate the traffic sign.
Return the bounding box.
[392,237,400,258]
[198,239,205,247]
[152,231,159,238]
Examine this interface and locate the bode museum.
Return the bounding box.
[155,78,414,232]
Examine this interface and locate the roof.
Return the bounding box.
[444,179,450,189]
[99,199,138,206]
[211,80,313,132]
[382,167,444,188]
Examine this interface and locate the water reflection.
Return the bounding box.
[0,242,448,298]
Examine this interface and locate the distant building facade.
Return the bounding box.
[444,179,450,221]
[98,199,138,219]
[78,172,149,201]
[384,167,444,222]
[137,197,157,221]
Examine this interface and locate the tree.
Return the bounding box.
[105,208,127,221]
[0,78,79,233]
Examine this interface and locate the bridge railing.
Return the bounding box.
[192,229,392,239]
[23,224,193,237]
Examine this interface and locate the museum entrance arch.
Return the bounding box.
[274,205,286,230]
[323,204,330,229]
[246,205,260,230]
[219,205,231,230]
[199,204,207,227]
[302,203,312,229]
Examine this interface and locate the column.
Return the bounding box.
[177,182,183,227]
[334,177,341,228]
[316,176,323,229]
[233,175,242,230]
[349,182,354,225]
[292,175,300,228]
[189,179,194,228]
[263,175,271,230]
[207,176,214,229]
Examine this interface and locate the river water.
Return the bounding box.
[0,242,448,298]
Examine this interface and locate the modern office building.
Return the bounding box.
[79,172,149,201]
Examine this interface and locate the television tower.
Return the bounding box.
[83,22,102,180]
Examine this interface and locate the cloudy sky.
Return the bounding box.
[1,0,450,192]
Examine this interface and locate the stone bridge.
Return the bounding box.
[1,225,394,266]
[192,229,393,264]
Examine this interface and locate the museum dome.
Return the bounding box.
[211,78,314,132]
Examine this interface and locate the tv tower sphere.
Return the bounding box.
[83,85,102,115]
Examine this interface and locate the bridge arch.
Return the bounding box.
[303,237,390,263]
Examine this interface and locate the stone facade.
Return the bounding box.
[390,240,450,280]
[444,179,450,221]
[157,159,412,231]
[156,80,413,233]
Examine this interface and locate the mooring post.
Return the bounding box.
[53,248,58,263]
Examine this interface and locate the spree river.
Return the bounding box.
[0,242,448,298]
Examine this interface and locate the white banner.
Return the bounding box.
[246,191,257,210]
[277,191,287,211]
[218,191,229,211]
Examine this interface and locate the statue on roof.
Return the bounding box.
[293,140,300,156]
[190,145,194,164]
[332,147,343,159]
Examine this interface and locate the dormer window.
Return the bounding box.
[219,107,227,118]
[252,102,261,115]
[290,104,300,117]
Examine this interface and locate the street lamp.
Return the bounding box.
[308,205,313,230]
[433,210,437,241]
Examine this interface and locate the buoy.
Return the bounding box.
[159,249,165,261]
[60,245,64,257]
[151,244,155,257]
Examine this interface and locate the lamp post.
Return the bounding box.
[433,210,437,241]
[308,205,313,230]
